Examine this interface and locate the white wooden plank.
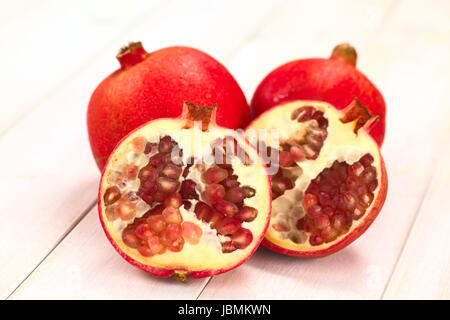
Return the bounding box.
[1,0,280,299]
[0,0,164,134]
[9,207,210,299]
[382,127,450,299]
[199,1,450,299]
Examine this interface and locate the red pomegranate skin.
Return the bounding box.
[87,45,250,170]
[251,57,386,146]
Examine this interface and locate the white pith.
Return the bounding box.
[100,119,271,271]
[247,100,382,252]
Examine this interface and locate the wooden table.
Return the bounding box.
[1,0,449,299]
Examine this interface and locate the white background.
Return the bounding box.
[0,0,449,299]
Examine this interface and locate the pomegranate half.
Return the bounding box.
[251,43,386,146]
[88,41,250,170]
[246,99,387,257]
[99,103,271,281]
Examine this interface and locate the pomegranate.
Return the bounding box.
[246,99,387,258]
[251,43,386,146]
[99,103,271,281]
[88,41,250,170]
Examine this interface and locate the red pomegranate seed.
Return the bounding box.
[331,212,351,233]
[290,144,306,162]
[346,176,359,190]
[235,206,258,222]
[272,223,288,232]
[323,206,334,216]
[307,205,322,218]
[306,134,322,151]
[137,244,154,257]
[313,214,330,230]
[114,199,136,221]
[222,241,237,253]
[304,219,315,233]
[147,236,164,254]
[296,106,314,122]
[360,193,374,208]
[360,154,374,168]
[167,237,184,252]
[105,206,119,221]
[321,227,338,243]
[309,234,324,246]
[144,142,156,154]
[138,165,158,181]
[180,179,198,200]
[157,177,180,194]
[318,192,331,206]
[153,191,168,203]
[134,223,154,240]
[368,180,378,192]
[158,136,173,153]
[348,162,364,177]
[307,182,320,195]
[231,228,253,249]
[361,167,377,183]
[161,164,182,180]
[271,176,294,195]
[224,187,245,203]
[352,205,366,220]
[209,210,225,229]
[279,151,294,167]
[216,216,241,235]
[165,224,182,240]
[122,228,140,248]
[163,193,182,208]
[132,136,147,153]
[182,200,192,210]
[296,217,305,230]
[148,153,164,167]
[140,179,157,193]
[215,199,239,216]
[343,192,357,211]
[204,184,226,204]
[202,167,228,184]
[104,186,121,205]
[242,186,256,198]
[147,214,166,233]
[146,204,165,216]
[122,164,138,180]
[162,207,182,224]
[181,222,202,245]
[194,202,212,222]
[303,193,318,209]
[221,176,240,188]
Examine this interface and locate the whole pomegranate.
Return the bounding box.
[246,99,387,257]
[87,42,250,170]
[99,103,271,281]
[251,43,386,146]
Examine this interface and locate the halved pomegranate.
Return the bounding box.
[246,99,387,258]
[99,103,271,281]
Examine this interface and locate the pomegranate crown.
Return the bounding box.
[340,98,379,134]
[116,41,149,69]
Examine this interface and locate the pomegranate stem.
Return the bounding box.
[330,43,357,67]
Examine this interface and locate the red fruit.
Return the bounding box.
[99,103,271,281]
[88,41,250,170]
[246,99,387,258]
[251,43,386,146]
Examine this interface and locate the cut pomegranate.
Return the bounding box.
[246,99,387,258]
[99,103,271,281]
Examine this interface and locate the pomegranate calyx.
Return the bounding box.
[340,98,374,134]
[183,102,218,131]
[116,41,149,69]
[330,43,357,67]
[174,271,189,283]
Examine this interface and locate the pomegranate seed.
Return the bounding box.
[343,192,357,211]
[296,218,305,230]
[313,214,330,230]
[290,144,306,162]
[146,204,165,216]
[137,244,154,257]
[161,164,182,180]
[167,237,184,252]
[272,223,288,232]
[148,153,164,167]
[323,206,334,216]
[348,162,364,177]
[222,241,237,253]
[104,186,121,205]
[242,186,256,198]
[303,193,318,209]
[321,227,338,243]
[180,180,198,200]
[144,142,156,154]
[331,212,351,233]
[122,228,140,248]
[153,191,168,202]
[140,179,157,193]
[235,206,258,222]
[368,180,378,192]
[304,219,315,233]
[194,202,212,222]
[318,192,331,206]
[306,134,322,151]
[138,165,158,181]
[216,216,241,235]
[360,193,374,208]
[231,228,253,249]
[279,151,294,167]
[224,187,245,203]
[132,136,147,153]
[158,136,173,153]
[147,236,164,254]
[105,206,119,221]
[162,207,182,224]
[182,222,202,245]
[209,210,225,229]
[346,176,359,189]
[360,154,374,168]
[221,176,240,188]
[291,108,302,120]
[361,167,377,183]
[309,235,324,246]
[307,182,320,195]
[182,200,192,210]
[204,184,226,204]
[157,177,179,194]
[352,205,366,220]
[202,167,228,184]
[122,164,138,180]
[134,223,154,240]
[296,106,314,121]
[114,199,136,220]
[147,214,166,233]
[307,205,322,218]
[163,193,182,208]
[271,176,294,195]
[215,199,239,216]
[165,224,182,240]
